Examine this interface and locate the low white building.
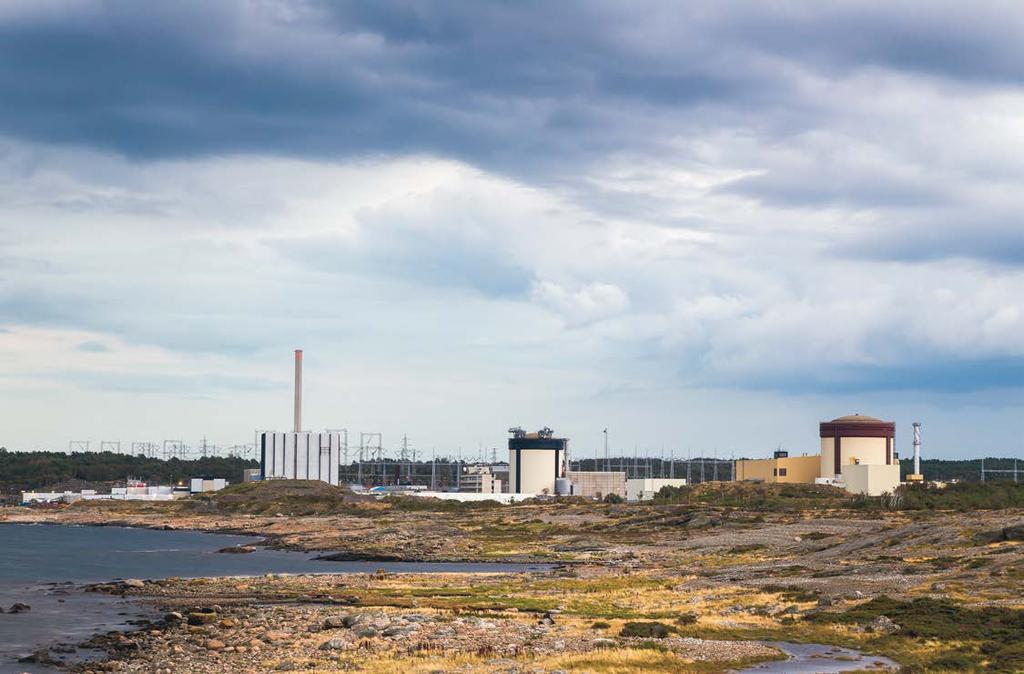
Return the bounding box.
[189,477,227,494]
[625,478,688,502]
[406,491,535,504]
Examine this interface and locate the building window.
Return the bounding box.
[778,468,787,477]
[772,468,778,477]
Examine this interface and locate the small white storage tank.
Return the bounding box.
[555,477,572,496]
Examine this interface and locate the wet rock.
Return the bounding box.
[121,578,145,588]
[18,649,56,664]
[217,546,257,554]
[164,611,184,622]
[7,602,31,613]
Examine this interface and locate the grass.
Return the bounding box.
[805,596,1024,672]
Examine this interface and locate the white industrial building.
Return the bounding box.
[258,431,342,485]
[257,349,341,486]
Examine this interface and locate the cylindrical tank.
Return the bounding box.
[555,477,572,496]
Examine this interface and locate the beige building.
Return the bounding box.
[625,478,687,501]
[819,414,896,478]
[508,428,567,495]
[735,452,820,484]
[842,463,901,496]
[567,471,626,499]
[459,464,504,494]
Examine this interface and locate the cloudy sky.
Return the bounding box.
[2,1,1023,459]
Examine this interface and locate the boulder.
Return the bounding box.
[8,602,31,613]
[867,615,901,634]
[319,638,349,651]
[121,579,145,589]
[323,616,348,629]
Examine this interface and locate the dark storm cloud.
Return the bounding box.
[0,1,797,169]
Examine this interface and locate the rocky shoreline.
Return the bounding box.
[61,575,782,674]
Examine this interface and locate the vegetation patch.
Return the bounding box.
[806,596,1024,672]
[619,621,673,638]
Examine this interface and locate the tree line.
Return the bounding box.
[0,448,258,497]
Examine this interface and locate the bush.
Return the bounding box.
[619,621,671,638]
[675,612,698,626]
[603,493,625,504]
[590,621,611,630]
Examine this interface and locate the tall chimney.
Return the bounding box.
[912,422,921,476]
[294,349,303,433]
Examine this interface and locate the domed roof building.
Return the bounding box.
[819,414,896,478]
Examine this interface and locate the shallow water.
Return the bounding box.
[0,522,551,671]
[734,641,900,673]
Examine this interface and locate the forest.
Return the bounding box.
[0,448,258,497]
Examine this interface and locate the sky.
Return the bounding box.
[2,1,1023,459]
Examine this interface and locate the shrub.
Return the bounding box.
[603,493,625,504]
[675,612,698,626]
[619,621,671,638]
[590,621,611,630]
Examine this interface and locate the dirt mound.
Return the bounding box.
[183,480,373,516]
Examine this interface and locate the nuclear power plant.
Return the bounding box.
[253,350,938,500]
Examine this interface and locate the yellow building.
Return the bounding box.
[735,452,820,484]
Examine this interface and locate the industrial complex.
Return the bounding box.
[248,350,934,501]
[38,350,937,505]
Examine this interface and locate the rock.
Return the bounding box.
[382,625,416,638]
[217,546,256,554]
[354,627,378,639]
[868,615,901,634]
[263,630,293,642]
[973,523,1024,544]
[18,649,56,664]
[164,612,184,622]
[323,615,348,629]
[218,618,237,628]
[8,602,31,613]
[319,637,349,650]
[121,579,145,588]
[206,639,226,650]
[188,611,217,625]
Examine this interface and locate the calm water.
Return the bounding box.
[0,523,550,672]
[733,642,899,673]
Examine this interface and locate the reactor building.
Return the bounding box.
[508,427,568,495]
[258,349,341,486]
